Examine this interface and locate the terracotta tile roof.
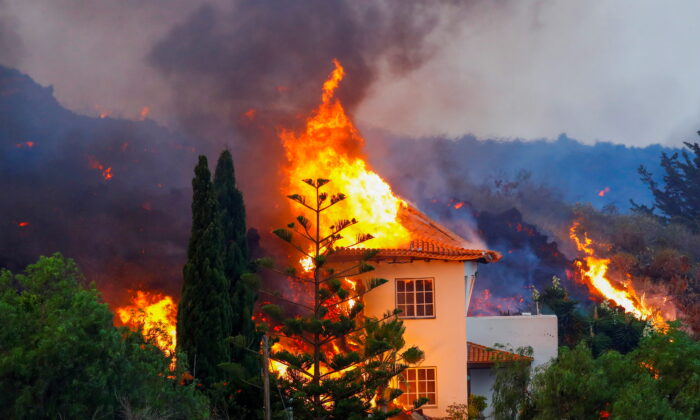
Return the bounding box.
[468,341,533,368]
[333,205,501,263]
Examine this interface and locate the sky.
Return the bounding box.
[2,0,700,147]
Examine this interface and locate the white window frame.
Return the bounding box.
[395,278,435,319]
[397,366,438,408]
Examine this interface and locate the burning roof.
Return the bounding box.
[282,59,499,265]
[333,205,501,263]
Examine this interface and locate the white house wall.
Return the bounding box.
[360,259,468,418]
[466,315,558,418]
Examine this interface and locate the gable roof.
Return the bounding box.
[333,205,501,263]
[468,341,533,368]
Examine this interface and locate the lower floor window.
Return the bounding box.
[398,367,437,407]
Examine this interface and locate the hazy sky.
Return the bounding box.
[3,0,700,147]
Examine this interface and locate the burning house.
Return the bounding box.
[332,206,501,417]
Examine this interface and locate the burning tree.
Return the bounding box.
[259,178,425,419]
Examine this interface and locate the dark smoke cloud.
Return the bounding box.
[0,0,22,65]
[0,1,452,306]
[147,0,447,231]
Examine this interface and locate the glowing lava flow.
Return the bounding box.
[569,222,666,328]
[116,291,178,360]
[280,60,411,255]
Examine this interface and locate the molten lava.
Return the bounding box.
[569,222,666,328]
[87,155,113,181]
[116,291,177,359]
[280,60,411,254]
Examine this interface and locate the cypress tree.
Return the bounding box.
[213,150,262,416]
[177,155,233,386]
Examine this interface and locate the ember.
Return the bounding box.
[86,155,114,181]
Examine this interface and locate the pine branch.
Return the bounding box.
[257,289,314,311]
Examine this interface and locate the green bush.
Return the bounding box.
[0,254,210,419]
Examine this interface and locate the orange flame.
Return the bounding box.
[87,155,113,180]
[116,291,177,363]
[569,222,666,328]
[280,59,411,256]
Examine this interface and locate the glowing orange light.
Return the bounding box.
[598,187,610,197]
[140,106,151,120]
[116,291,177,365]
[243,108,257,120]
[280,59,411,264]
[454,202,464,209]
[17,221,29,227]
[569,222,665,328]
[87,155,113,181]
[15,141,34,148]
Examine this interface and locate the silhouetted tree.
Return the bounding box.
[634,138,700,232]
[178,156,233,386]
[213,150,262,417]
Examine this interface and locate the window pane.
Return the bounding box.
[405,281,414,292]
[397,281,405,292]
[405,292,414,306]
[407,369,415,380]
[416,280,424,292]
[405,306,414,316]
[416,293,424,304]
[425,305,433,316]
[425,292,433,303]
[427,368,435,380]
[397,293,405,304]
[427,393,436,405]
[419,381,426,393]
[416,305,425,316]
[418,369,426,380]
[427,382,435,392]
[425,280,433,292]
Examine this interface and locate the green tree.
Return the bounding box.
[259,178,424,419]
[0,254,209,419]
[178,155,233,386]
[491,346,535,420]
[634,138,700,232]
[213,149,263,418]
[524,322,700,419]
[535,277,588,348]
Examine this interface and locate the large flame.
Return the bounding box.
[116,291,177,361]
[569,222,666,328]
[280,60,411,253]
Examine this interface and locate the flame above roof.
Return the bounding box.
[333,204,501,264]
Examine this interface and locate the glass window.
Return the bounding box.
[396,278,435,318]
[398,367,437,407]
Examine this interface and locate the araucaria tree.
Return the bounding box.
[260,178,424,419]
[178,155,234,386]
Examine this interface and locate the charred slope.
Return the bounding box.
[0,65,197,304]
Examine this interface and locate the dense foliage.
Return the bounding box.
[0,254,208,419]
[260,178,424,419]
[492,323,700,419]
[535,277,647,355]
[178,155,233,386]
